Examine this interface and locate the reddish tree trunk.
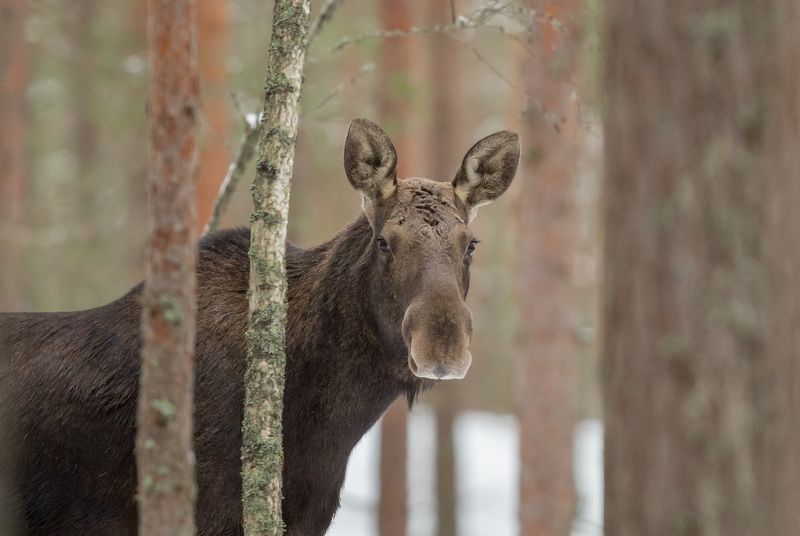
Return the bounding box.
[195,0,231,233]
[0,0,28,311]
[376,2,415,534]
[426,1,460,534]
[136,1,200,534]
[603,0,800,534]
[517,1,580,534]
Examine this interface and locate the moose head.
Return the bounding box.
[343,118,520,380]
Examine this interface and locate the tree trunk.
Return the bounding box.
[426,1,460,533]
[241,1,311,534]
[603,0,800,534]
[0,0,28,311]
[376,1,416,535]
[136,1,200,534]
[195,0,231,234]
[517,1,580,534]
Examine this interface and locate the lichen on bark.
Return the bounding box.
[241,1,311,535]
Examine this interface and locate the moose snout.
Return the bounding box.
[402,299,473,381]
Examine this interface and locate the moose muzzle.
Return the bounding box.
[401,292,473,380]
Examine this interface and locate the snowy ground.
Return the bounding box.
[328,406,603,536]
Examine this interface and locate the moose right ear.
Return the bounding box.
[343,118,398,201]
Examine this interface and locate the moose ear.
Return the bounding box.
[344,118,398,201]
[453,130,520,220]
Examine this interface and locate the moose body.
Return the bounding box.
[0,119,519,535]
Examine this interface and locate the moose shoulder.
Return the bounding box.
[0,119,519,535]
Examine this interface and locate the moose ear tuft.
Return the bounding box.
[453,130,520,220]
[343,118,398,201]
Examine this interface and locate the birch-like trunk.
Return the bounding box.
[603,0,800,534]
[136,0,200,534]
[242,1,311,534]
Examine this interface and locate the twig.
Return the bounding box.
[450,0,457,24]
[203,115,260,235]
[308,0,345,42]
[310,62,375,113]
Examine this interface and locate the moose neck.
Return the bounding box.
[284,215,422,452]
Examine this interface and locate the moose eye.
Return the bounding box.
[466,240,479,257]
[377,237,391,253]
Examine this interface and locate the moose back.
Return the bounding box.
[0,119,519,535]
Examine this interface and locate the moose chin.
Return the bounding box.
[0,118,520,536]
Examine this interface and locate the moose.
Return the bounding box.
[0,118,520,535]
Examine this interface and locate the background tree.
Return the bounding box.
[425,1,461,534]
[135,0,200,533]
[376,1,417,535]
[603,0,800,534]
[196,0,231,233]
[516,1,581,533]
[0,0,28,311]
[241,0,311,534]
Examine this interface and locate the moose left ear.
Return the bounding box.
[452,130,520,220]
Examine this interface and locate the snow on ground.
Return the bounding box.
[328,407,603,536]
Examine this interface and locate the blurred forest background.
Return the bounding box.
[0,0,602,534]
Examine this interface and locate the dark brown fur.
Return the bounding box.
[0,119,519,535]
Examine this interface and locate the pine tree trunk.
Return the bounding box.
[517,1,580,534]
[426,2,460,532]
[195,0,231,234]
[0,0,28,311]
[376,1,415,534]
[603,0,800,534]
[136,1,200,535]
[241,1,311,534]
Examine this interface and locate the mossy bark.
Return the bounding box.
[603,0,800,534]
[242,1,311,535]
[136,1,200,535]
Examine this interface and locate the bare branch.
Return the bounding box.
[203,116,260,235]
[308,0,345,42]
[310,0,540,61]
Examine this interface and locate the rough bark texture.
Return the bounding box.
[242,1,311,534]
[603,0,800,534]
[0,0,28,312]
[376,1,415,534]
[136,1,200,534]
[516,2,580,535]
[196,0,231,234]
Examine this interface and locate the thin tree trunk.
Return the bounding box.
[0,0,28,311]
[136,1,200,534]
[379,400,409,536]
[426,1,460,533]
[376,1,415,534]
[241,1,311,534]
[517,2,580,534]
[196,0,231,234]
[603,0,800,534]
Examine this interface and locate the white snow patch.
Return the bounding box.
[327,409,604,536]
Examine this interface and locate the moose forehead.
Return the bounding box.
[384,178,468,233]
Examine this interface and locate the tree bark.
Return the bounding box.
[195,0,231,234]
[516,2,580,535]
[0,0,28,311]
[603,0,800,534]
[376,1,416,535]
[136,1,200,534]
[426,1,460,533]
[241,1,311,534]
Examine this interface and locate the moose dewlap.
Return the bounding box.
[0,118,519,536]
